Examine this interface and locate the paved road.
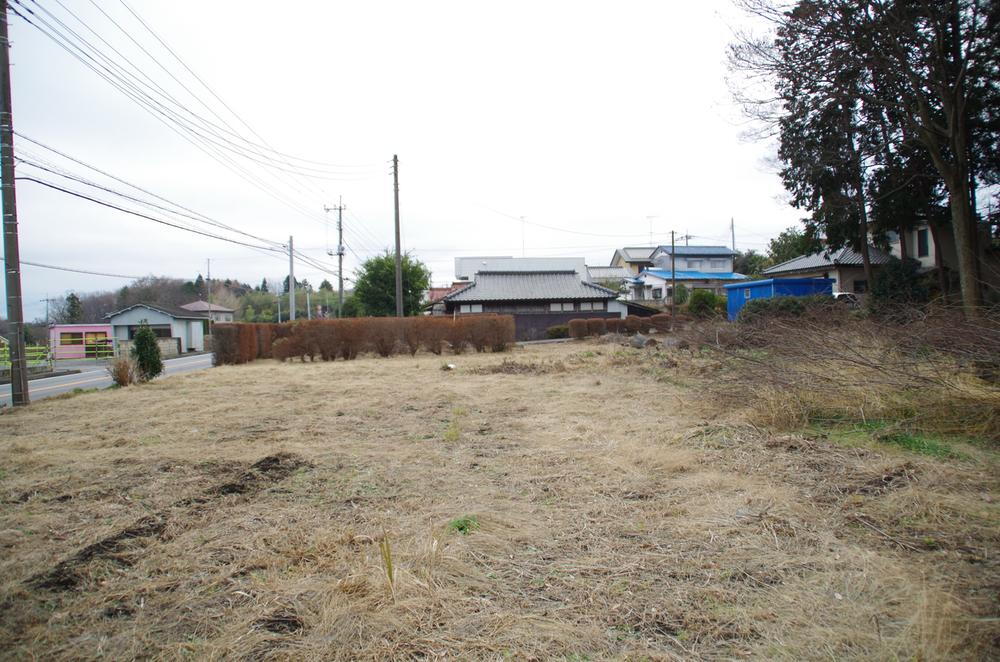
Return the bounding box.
[1,353,214,407]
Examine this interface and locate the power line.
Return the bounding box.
[16,175,285,251]
[2,256,142,279]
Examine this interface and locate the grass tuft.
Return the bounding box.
[447,515,479,535]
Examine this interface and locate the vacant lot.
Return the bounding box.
[1,341,997,660]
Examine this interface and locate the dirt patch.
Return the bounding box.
[29,514,167,591]
[471,358,567,374]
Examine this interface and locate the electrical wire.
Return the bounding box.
[1,257,142,279]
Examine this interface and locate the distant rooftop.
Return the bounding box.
[442,271,619,302]
[652,245,737,257]
[763,246,894,275]
[454,256,586,280]
[180,300,236,313]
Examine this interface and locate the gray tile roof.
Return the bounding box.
[442,271,619,302]
[587,265,632,280]
[763,246,894,275]
[653,245,737,257]
[454,256,585,280]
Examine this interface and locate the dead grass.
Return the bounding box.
[0,341,997,660]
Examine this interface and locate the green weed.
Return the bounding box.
[448,515,479,535]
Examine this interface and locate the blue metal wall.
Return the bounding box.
[723,278,834,321]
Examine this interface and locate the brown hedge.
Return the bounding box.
[606,318,624,333]
[586,318,607,336]
[624,315,642,333]
[650,313,671,331]
[212,315,516,365]
[568,319,589,339]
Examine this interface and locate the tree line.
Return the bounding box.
[729,0,999,314]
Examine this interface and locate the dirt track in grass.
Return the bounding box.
[0,341,997,660]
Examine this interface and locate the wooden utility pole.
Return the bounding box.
[1,0,27,406]
[288,235,295,321]
[392,154,403,317]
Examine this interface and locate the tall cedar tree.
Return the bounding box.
[353,252,431,316]
[63,293,83,323]
[730,0,999,315]
[131,322,164,382]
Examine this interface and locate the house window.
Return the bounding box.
[459,304,483,313]
[580,302,592,311]
[651,288,663,299]
[744,288,751,298]
[687,259,702,269]
[710,259,727,269]
[59,332,83,345]
[591,301,604,310]
[917,228,929,257]
[853,280,868,293]
[549,302,573,312]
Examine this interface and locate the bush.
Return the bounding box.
[547,324,569,339]
[422,317,450,355]
[131,322,163,381]
[447,318,470,354]
[400,318,423,356]
[687,289,720,318]
[638,318,652,333]
[624,315,641,333]
[650,313,671,332]
[486,315,515,351]
[737,294,834,325]
[213,325,240,365]
[586,318,607,336]
[568,319,589,339]
[674,283,689,305]
[606,318,624,333]
[106,357,135,387]
[338,319,363,360]
[870,257,929,309]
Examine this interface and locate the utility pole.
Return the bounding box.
[731,217,736,253]
[392,154,403,317]
[324,198,345,317]
[670,230,677,325]
[277,296,281,323]
[306,288,311,320]
[206,258,212,347]
[1,0,27,406]
[288,235,295,321]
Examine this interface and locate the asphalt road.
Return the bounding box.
[0,353,214,407]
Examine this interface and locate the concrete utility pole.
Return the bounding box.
[306,289,311,320]
[670,230,677,325]
[731,217,736,253]
[392,154,403,317]
[277,296,281,323]
[1,0,27,406]
[324,198,345,317]
[288,235,295,321]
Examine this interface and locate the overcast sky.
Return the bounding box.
[4,0,801,321]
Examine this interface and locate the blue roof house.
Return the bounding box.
[628,245,748,303]
[723,278,835,321]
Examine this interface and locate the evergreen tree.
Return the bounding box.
[733,250,769,276]
[319,279,333,291]
[194,274,205,298]
[131,321,163,382]
[64,293,83,323]
[767,227,816,265]
[353,251,431,316]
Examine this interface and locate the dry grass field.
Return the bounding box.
[1,340,997,660]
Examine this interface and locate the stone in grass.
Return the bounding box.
[629,333,658,349]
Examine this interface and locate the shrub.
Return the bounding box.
[870,257,929,309]
[400,318,423,356]
[486,315,515,351]
[213,325,240,365]
[131,322,163,381]
[606,318,624,333]
[271,337,295,362]
[624,315,641,333]
[422,317,450,355]
[687,289,720,318]
[674,283,689,305]
[638,318,652,333]
[446,319,469,354]
[586,318,607,336]
[547,324,569,339]
[650,313,671,331]
[313,320,341,360]
[467,316,493,352]
[568,319,589,339]
[106,357,135,387]
[338,319,363,360]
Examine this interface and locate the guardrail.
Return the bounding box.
[0,345,54,373]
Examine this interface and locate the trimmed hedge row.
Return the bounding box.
[213,315,516,366]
